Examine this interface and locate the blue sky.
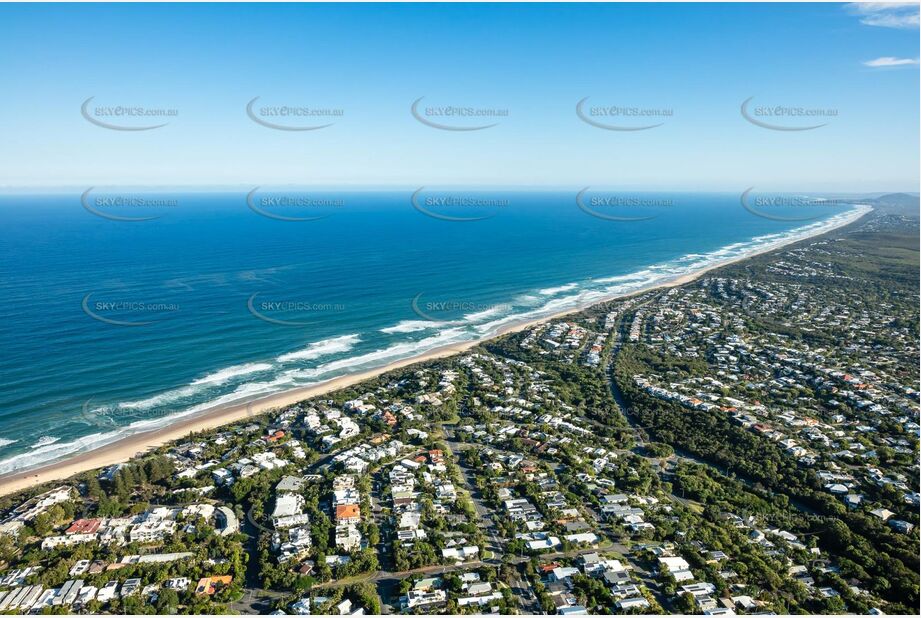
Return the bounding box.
[0,2,917,191]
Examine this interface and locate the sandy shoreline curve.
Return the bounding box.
[0,206,872,498]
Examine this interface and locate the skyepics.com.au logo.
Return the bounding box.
[81,187,179,222]
[411,292,513,323]
[247,292,346,327]
[732,509,841,538]
[411,97,508,131]
[411,187,509,222]
[576,188,674,222]
[246,97,343,131]
[79,398,118,430]
[81,293,180,327]
[81,97,178,131]
[740,97,837,131]
[740,188,851,222]
[246,187,345,222]
[78,398,140,431]
[576,97,673,131]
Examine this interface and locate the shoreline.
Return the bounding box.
[0,206,872,498]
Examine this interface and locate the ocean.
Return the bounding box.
[0,190,868,475]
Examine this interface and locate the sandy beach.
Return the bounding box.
[0,206,871,498]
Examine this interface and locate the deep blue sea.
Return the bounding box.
[0,190,867,474]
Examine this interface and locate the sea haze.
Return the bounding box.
[0,190,867,474]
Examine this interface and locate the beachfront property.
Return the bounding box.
[0,200,914,615]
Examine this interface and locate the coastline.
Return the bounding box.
[0,206,872,498]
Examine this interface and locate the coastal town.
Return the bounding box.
[0,197,916,615]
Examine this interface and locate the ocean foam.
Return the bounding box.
[118,385,202,411]
[538,283,577,296]
[276,334,360,363]
[286,328,469,382]
[462,304,509,323]
[514,294,541,304]
[190,362,274,386]
[0,430,122,476]
[381,304,510,333]
[595,270,653,284]
[32,436,60,449]
[380,320,445,334]
[118,361,274,411]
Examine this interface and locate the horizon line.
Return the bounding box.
[1,185,917,197]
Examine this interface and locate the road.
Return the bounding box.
[230,504,288,614]
[441,427,507,558]
[311,559,491,589]
[509,564,542,613]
